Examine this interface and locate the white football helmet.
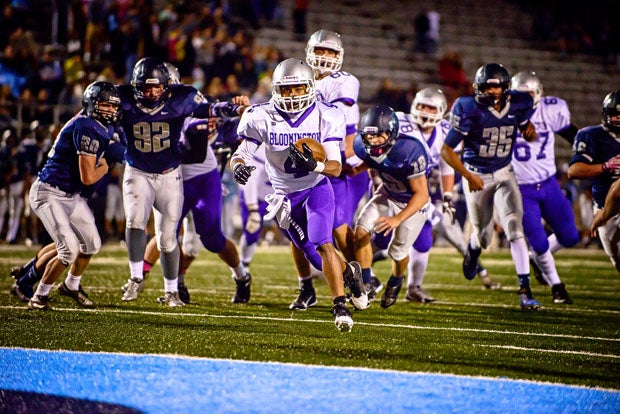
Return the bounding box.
[410,87,447,129]
[272,58,316,113]
[510,71,543,109]
[305,29,344,74]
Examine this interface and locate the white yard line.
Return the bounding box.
[478,344,620,359]
[2,305,618,344]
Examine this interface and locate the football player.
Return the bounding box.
[286,29,371,309]
[124,63,252,306]
[24,81,124,310]
[396,87,499,303]
[117,57,246,306]
[231,58,367,332]
[568,89,620,273]
[510,71,580,303]
[353,105,431,308]
[441,63,541,310]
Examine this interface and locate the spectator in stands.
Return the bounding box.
[437,51,472,107]
[292,0,310,42]
[412,8,439,56]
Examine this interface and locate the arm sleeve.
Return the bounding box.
[230,139,260,167]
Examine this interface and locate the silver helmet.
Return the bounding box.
[272,58,316,113]
[410,87,447,129]
[164,62,181,84]
[305,29,344,74]
[510,71,543,108]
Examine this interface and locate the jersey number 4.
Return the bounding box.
[133,122,171,153]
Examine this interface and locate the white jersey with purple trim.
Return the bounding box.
[315,71,360,138]
[397,113,454,176]
[237,101,345,194]
[180,117,218,181]
[512,96,571,185]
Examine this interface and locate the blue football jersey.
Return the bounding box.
[118,84,210,173]
[445,91,534,173]
[38,113,117,194]
[354,133,428,203]
[570,125,620,208]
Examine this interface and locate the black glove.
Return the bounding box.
[233,163,255,185]
[288,143,317,172]
[211,102,241,118]
[442,192,457,225]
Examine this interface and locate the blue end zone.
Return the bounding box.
[1,348,618,413]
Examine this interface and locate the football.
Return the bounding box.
[294,138,326,162]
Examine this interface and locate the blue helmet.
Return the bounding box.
[360,105,399,157]
[131,57,170,108]
[473,63,510,106]
[603,90,620,134]
[82,81,121,125]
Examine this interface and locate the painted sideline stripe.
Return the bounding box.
[2,305,618,343]
[479,344,620,359]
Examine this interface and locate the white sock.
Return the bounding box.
[129,261,144,280]
[533,250,562,285]
[34,282,54,297]
[164,277,178,293]
[240,235,257,266]
[64,272,81,290]
[510,238,530,275]
[231,264,246,279]
[548,234,562,254]
[407,247,429,288]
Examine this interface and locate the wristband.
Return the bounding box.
[313,162,325,173]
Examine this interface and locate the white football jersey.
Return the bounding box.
[236,101,346,194]
[512,96,571,185]
[397,112,454,176]
[315,71,360,137]
[180,117,218,181]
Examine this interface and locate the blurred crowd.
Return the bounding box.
[0,0,602,250]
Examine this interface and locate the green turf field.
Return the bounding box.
[1,244,618,390]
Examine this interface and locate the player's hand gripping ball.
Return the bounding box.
[289,138,327,172]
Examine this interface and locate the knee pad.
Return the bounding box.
[157,232,178,253]
[56,238,79,266]
[504,213,525,242]
[182,233,202,257]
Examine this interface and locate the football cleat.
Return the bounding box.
[477,266,501,290]
[343,261,369,310]
[232,273,252,303]
[551,283,573,304]
[519,287,541,310]
[332,302,353,332]
[463,246,482,280]
[405,286,436,303]
[121,272,149,293]
[380,278,403,309]
[28,295,50,310]
[57,282,95,308]
[289,286,317,310]
[122,278,144,301]
[10,283,31,303]
[370,275,383,294]
[9,266,25,279]
[178,283,190,304]
[157,291,185,307]
[365,283,377,301]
